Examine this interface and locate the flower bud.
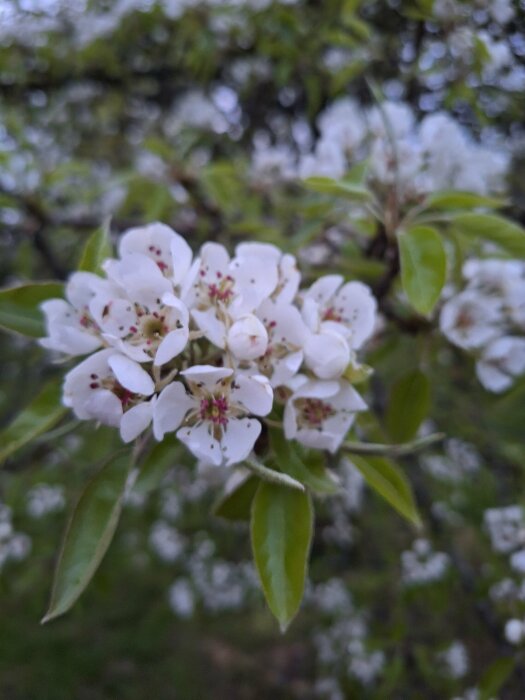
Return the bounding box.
[227,314,268,360]
[304,330,350,379]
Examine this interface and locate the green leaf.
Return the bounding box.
[425,190,505,211]
[0,281,64,337]
[0,378,66,463]
[452,213,525,257]
[78,219,113,273]
[214,475,260,522]
[251,483,313,631]
[351,455,421,526]
[478,657,515,700]
[42,452,130,623]
[270,429,339,495]
[386,370,430,443]
[303,176,371,201]
[399,225,447,315]
[133,439,181,496]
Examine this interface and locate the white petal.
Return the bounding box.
[231,374,273,416]
[334,281,377,349]
[84,389,123,427]
[221,418,261,466]
[177,422,223,466]
[154,328,189,366]
[181,365,233,387]
[120,401,154,442]
[153,382,194,440]
[283,401,298,440]
[161,292,190,326]
[191,308,227,348]
[170,233,193,285]
[235,242,281,262]
[108,354,155,395]
[476,361,513,393]
[293,379,340,400]
[231,255,278,309]
[304,274,343,305]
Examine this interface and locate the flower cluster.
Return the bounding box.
[440,258,525,393]
[252,99,509,204]
[40,223,377,466]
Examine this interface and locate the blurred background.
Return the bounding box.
[1,0,525,698]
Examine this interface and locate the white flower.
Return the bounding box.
[476,337,525,393]
[91,283,190,366]
[284,377,367,453]
[254,299,309,387]
[505,619,524,645]
[440,290,501,350]
[40,272,108,355]
[227,314,268,360]
[368,101,415,139]
[63,348,155,442]
[235,242,300,304]
[302,274,377,353]
[317,97,367,154]
[118,222,193,287]
[182,242,278,348]
[153,365,273,466]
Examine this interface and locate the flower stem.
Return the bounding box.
[342,432,445,458]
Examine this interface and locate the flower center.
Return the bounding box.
[296,398,335,428]
[207,275,235,305]
[200,395,229,427]
[323,306,343,323]
[141,315,167,340]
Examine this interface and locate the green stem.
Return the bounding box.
[342,432,445,458]
[245,458,305,491]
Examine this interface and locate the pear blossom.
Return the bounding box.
[284,377,367,452]
[153,365,273,466]
[253,299,309,387]
[118,222,193,287]
[182,242,278,348]
[90,285,190,367]
[476,337,525,393]
[440,290,501,350]
[63,348,156,442]
[38,224,378,470]
[440,257,525,392]
[302,275,377,351]
[39,272,108,355]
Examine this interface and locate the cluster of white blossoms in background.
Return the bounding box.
[252,99,509,203]
[440,258,525,393]
[40,223,377,467]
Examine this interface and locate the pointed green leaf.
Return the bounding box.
[270,429,339,495]
[42,452,129,623]
[351,455,421,526]
[0,378,66,463]
[425,190,505,211]
[399,225,447,315]
[251,483,313,631]
[78,220,113,273]
[0,281,64,337]
[478,657,515,700]
[214,475,260,522]
[452,213,525,257]
[386,370,430,443]
[303,176,371,201]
